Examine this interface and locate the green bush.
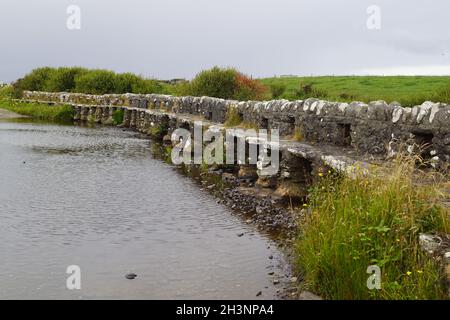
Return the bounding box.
[0,85,14,99]
[189,66,268,100]
[112,109,124,125]
[114,72,163,94]
[270,83,287,99]
[131,78,163,94]
[170,81,192,96]
[149,123,168,139]
[19,67,56,92]
[74,70,116,94]
[190,67,238,99]
[45,67,87,92]
[113,72,139,93]
[16,67,165,96]
[15,66,269,100]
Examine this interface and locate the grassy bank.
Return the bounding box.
[0,99,75,122]
[261,76,450,106]
[296,157,449,299]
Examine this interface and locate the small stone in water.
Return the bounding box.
[125,273,137,280]
[237,233,244,237]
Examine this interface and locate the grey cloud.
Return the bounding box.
[0,0,449,82]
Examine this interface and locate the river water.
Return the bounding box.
[0,120,288,300]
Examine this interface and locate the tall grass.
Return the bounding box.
[0,99,75,122]
[296,157,449,300]
[224,108,243,127]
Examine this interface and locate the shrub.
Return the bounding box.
[131,78,163,94]
[19,67,55,92]
[112,109,124,125]
[170,81,192,96]
[113,72,139,93]
[113,73,162,94]
[74,70,116,94]
[270,83,287,99]
[149,124,168,139]
[294,82,328,99]
[190,67,238,99]
[45,67,87,92]
[10,80,24,98]
[234,73,268,101]
[16,67,165,95]
[189,66,268,100]
[338,92,356,101]
[14,66,270,101]
[296,156,449,300]
[0,85,14,99]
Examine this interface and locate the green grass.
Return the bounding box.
[149,124,168,139]
[296,157,449,300]
[0,99,75,122]
[112,109,124,125]
[260,76,450,106]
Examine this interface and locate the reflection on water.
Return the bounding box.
[0,121,289,300]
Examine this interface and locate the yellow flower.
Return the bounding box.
[396,239,401,242]
[318,173,324,177]
[406,271,412,276]
[417,270,423,274]
[303,204,308,207]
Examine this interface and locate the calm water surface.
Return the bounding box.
[0,121,288,299]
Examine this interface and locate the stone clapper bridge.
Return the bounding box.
[20,91,450,219]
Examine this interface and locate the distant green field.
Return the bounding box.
[260,76,450,106]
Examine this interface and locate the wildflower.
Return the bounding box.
[417,270,423,274]
[318,173,324,177]
[303,204,308,207]
[396,239,401,242]
[406,271,412,276]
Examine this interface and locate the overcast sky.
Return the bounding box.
[0,0,449,82]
